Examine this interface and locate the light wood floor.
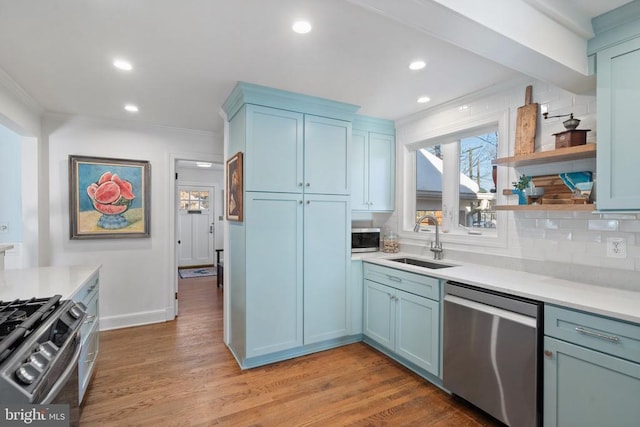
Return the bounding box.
[80,276,501,426]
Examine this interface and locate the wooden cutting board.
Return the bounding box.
[515,85,538,155]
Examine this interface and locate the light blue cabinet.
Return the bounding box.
[543,305,640,427]
[363,263,440,376]
[350,260,364,335]
[241,104,351,196]
[304,115,351,195]
[351,117,395,211]
[303,195,350,344]
[245,193,303,358]
[595,36,640,210]
[244,105,303,193]
[222,82,358,367]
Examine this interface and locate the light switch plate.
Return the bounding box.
[606,237,627,258]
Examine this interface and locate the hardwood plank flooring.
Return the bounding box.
[80,276,502,426]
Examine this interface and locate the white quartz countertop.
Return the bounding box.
[0,265,101,301]
[359,253,640,325]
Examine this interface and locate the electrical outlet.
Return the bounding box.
[606,237,627,258]
[0,222,8,233]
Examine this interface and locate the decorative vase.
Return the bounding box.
[513,189,527,205]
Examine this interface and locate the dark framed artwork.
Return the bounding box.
[226,152,243,221]
[69,155,151,239]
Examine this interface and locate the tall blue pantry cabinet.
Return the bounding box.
[222,82,360,368]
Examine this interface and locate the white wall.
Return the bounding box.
[394,78,640,291]
[44,114,220,330]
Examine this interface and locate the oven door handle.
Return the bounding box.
[41,336,82,404]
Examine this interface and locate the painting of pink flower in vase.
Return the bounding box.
[69,155,150,239]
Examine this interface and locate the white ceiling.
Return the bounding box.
[0,0,632,134]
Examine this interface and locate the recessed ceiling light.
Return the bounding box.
[417,96,431,104]
[409,60,426,71]
[292,21,312,34]
[124,104,139,113]
[113,59,133,71]
[196,162,213,168]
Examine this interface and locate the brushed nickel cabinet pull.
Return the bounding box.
[575,327,620,343]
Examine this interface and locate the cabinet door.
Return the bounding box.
[364,280,395,351]
[544,336,640,427]
[395,290,439,376]
[350,129,369,210]
[245,193,303,357]
[303,195,350,344]
[596,37,640,210]
[350,260,363,335]
[304,115,350,195]
[245,105,304,193]
[367,132,395,211]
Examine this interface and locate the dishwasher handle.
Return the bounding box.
[444,294,537,328]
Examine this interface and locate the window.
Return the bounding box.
[179,190,210,210]
[414,130,498,234]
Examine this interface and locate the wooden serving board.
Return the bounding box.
[515,85,538,155]
[532,175,587,204]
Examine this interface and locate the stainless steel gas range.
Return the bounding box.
[0,295,86,424]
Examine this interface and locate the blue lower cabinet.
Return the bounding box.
[364,277,440,377]
[543,336,640,427]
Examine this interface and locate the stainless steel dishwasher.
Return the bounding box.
[443,281,542,427]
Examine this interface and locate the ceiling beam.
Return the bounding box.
[348,0,595,94]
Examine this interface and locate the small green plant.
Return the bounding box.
[512,174,531,191]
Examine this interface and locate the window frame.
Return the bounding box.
[397,109,509,249]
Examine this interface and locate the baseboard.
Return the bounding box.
[100,309,168,331]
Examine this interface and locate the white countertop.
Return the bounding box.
[0,244,13,253]
[359,253,640,325]
[0,264,101,301]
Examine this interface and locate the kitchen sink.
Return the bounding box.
[390,258,454,269]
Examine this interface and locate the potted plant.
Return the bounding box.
[512,174,531,205]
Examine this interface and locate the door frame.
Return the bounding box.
[168,152,223,320]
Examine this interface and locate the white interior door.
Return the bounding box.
[178,185,215,267]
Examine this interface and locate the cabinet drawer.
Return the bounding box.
[80,291,99,346]
[545,305,640,362]
[74,273,99,304]
[363,262,440,301]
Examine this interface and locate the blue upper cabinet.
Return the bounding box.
[589,4,640,211]
[304,115,351,195]
[245,105,304,193]
[223,82,358,196]
[351,116,395,212]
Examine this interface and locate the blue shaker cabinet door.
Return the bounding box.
[395,290,439,376]
[596,37,640,210]
[364,280,395,351]
[304,115,350,195]
[245,192,303,358]
[245,105,304,193]
[303,194,350,345]
[367,132,395,211]
[543,336,640,427]
[350,129,369,210]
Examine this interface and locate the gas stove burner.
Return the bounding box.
[7,310,27,322]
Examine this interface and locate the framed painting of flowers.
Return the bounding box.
[69,155,151,239]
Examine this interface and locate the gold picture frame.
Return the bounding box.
[226,152,243,221]
[69,155,151,239]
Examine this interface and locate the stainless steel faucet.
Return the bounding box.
[414,214,444,260]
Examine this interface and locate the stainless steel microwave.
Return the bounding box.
[351,228,381,253]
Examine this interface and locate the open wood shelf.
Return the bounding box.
[492,144,596,167]
[494,204,595,211]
